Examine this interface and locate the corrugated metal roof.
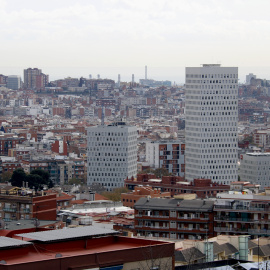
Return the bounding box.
[16,226,118,243]
[0,237,31,249]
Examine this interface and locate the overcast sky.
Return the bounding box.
[1,0,270,83]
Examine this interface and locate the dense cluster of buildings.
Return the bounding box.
[1,64,270,268]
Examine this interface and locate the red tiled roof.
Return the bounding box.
[95,193,109,201]
[70,199,88,205]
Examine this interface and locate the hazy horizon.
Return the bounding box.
[0,65,268,85]
[1,0,270,84]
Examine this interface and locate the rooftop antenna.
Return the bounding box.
[101,105,105,126]
[145,65,147,80]
[118,74,120,87]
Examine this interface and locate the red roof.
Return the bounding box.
[70,199,88,205]
[95,193,109,201]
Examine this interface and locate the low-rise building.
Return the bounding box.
[134,197,215,240]
[121,185,170,208]
[214,193,270,237]
[0,226,175,270]
[126,174,229,198]
[0,190,57,221]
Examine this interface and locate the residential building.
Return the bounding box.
[87,122,137,190]
[121,185,170,208]
[0,190,57,221]
[175,235,256,266]
[240,152,270,187]
[134,197,215,240]
[125,174,230,198]
[214,193,270,237]
[185,64,238,184]
[7,75,21,90]
[0,226,174,270]
[0,134,26,156]
[24,68,48,90]
[146,140,185,176]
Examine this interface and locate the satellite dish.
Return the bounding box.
[0,220,5,230]
[33,219,40,227]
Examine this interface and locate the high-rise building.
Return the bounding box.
[24,68,48,90]
[240,152,270,187]
[7,75,21,90]
[87,122,137,190]
[185,64,238,184]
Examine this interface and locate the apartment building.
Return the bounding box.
[125,174,229,198]
[134,197,215,240]
[146,140,185,176]
[0,191,57,221]
[24,68,48,90]
[214,193,270,237]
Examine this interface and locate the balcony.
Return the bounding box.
[177,216,209,222]
[135,225,169,230]
[215,227,248,233]
[214,216,258,223]
[214,205,269,212]
[214,227,270,235]
[3,208,16,212]
[142,215,170,219]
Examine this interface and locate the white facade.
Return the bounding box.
[87,123,137,191]
[240,153,270,187]
[185,64,238,184]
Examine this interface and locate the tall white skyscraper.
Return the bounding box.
[185,64,238,184]
[87,122,137,190]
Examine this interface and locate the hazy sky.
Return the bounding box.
[1,0,270,83]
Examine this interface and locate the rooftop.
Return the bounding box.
[134,198,214,212]
[16,226,118,243]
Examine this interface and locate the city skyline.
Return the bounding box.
[0,65,268,85]
[1,0,270,83]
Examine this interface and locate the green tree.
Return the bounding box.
[10,168,27,187]
[68,178,82,185]
[30,169,54,189]
[140,168,171,178]
[10,168,54,190]
[27,174,44,190]
[1,171,12,183]
[102,187,129,202]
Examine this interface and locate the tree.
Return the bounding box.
[10,168,27,187]
[1,171,12,183]
[30,169,54,189]
[27,174,44,190]
[10,168,54,190]
[102,187,129,202]
[68,178,82,185]
[139,168,171,178]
